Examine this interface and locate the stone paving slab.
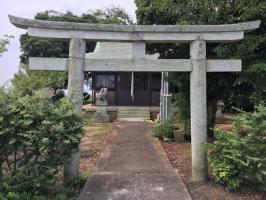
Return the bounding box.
[79,121,191,200]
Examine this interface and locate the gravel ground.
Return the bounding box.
[161,141,266,200]
[80,123,114,176]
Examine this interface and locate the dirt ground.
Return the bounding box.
[79,123,114,176]
[161,141,265,200]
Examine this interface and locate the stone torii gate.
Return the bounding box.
[9,15,260,182]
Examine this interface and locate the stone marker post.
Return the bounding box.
[160,72,171,125]
[190,40,208,182]
[216,100,225,123]
[64,38,86,183]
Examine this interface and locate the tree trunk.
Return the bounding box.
[207,98,217,137]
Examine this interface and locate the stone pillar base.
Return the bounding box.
[93,106,110,123]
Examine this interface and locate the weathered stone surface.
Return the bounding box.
[67,38,86,113]
[95,88,108,106]
[84,58,191,72]
[64,38,86,183]
[206,60,242,72]
[173,130,185,143]
[29,57,242,72]
[160,72,172,125]
[92,107,110,123]
[29,57,68,71]
[8,15,260,42]
[190,40,208,182]
[216,100,225,123]
[28,28,246,42]
[132,42,146,58]
[64,150,81,182]
[93,88,110,123]
[9,15,260,33]
[86,42,155,59]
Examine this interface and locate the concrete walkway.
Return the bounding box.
[79,121,191,200]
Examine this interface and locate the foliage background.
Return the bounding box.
[0,35,14,57]
[135,0,266,132]
[13,7,133,97]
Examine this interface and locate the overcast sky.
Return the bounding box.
[0,0,137,85]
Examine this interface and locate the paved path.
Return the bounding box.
[79,121,191,200]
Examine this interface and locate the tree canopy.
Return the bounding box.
[135,0,266,130]
[0,35,13,57]
[12,7,132,96]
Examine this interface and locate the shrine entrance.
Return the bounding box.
[117,72,159,106]
[92,72,160,106]
[9,15,260,183]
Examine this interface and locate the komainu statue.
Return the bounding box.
[93,88,110,122]
[95,88,108,106]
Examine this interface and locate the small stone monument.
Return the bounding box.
[93,88,110,122]
[215,100,225,123]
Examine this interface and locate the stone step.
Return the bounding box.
[118,111,150,115]
[117,110,150,121]
[117,118,150,121]
[117,107,150,122]
[117,107,151,109]
[118,115,150,119]
[118,111,149,115]
[118,108,149,111]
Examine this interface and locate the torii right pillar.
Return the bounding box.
[190,40,208,182]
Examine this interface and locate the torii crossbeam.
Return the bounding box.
[9,15,260,183]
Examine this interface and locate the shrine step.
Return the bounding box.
[117,108,150,121]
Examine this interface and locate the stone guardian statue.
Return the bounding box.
[93,88,110,122]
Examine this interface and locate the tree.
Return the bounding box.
[0,35,13,57]
[91,7,133,24]
[12,7,133,96]
[0,88,84,198]
[135,0,266,133]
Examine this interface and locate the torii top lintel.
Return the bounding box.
[9,15,260,42]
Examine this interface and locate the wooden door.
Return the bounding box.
[133,72,150,106]
[117,72,132,106]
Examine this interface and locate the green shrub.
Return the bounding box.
[83,92,92,105]
[0,192,68,200]
[0,89,84,197]
[205,104,266,191]
[153,121,174,139]
[172,93,190,134]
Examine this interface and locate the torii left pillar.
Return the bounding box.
[64,38,86,183]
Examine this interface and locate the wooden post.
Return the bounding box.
[131,72,134,102]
